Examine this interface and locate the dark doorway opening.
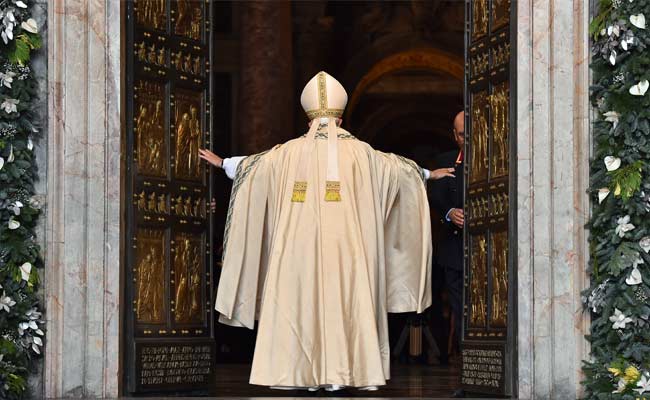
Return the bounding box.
[211,1,464,397]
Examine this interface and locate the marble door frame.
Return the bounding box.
[42,0,591,398]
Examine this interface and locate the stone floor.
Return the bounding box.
[213,362,463,398]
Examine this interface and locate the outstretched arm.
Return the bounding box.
[199,149,245,179]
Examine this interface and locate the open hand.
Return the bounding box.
[448,208,464,228]
[199,149,223,168]
[429,167,456,180]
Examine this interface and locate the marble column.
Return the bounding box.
[516,0,591,399]
[44,0,122,397]
[238,0,293,154]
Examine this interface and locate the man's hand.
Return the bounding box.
[429,168,455,180]
[199,149,223,168]
[448,208,464,228]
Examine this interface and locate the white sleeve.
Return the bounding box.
[421,167,430,180]
[223,156,246,180]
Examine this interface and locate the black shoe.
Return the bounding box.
[451,388,466,398]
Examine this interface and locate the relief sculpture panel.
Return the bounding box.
[490,231,508,327]
[490,82,509,178]
[135,80,167,177]
[172,233,203,324]
[135,0,167,31]
[173,0,203,41]
[173,89,203,180]
[470,91,489,183]
[472,0,488,40]
[135,229,166,324]
[469,235,488,328]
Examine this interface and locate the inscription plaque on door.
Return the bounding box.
[125,0,215,394]
[463,0,515,396]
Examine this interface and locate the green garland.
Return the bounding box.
[0,0,43,399]
[583,0,650,398]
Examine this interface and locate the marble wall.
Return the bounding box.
[516,0,591,399]
[44,0,122,397]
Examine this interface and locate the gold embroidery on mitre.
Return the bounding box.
[291,181,307,202]
[305,72,344,119]
[324,181,341,202]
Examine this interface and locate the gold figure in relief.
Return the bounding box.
[135,229,165,323]
[491,83,510,177]
[147,192,157,211]
[173,51,183,70]
[184,53,193,73]
[175,0,201,40]
[173,234,202,323]
[184,197,193,216]
[174,195,184,215]
[193,56,202,75]
[472,0,488,39]
[193,198,202,217]
[135,0,166,31]
[136,191,147,211]
[470,92,489,182]
[157,194,167,213]
[470,235,488,328]
[490,231,509,327]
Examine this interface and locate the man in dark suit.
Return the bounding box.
[431,111,465,362]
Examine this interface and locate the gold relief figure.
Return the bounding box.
[174,112,191,176]
[137,42,147,62]
[184,53,193,73]
[193,198,202,217]
[491,83,510,177]
[174,195,184,215]
[135,229,165,324]
[173,234,202,323]
[184,196,193,216]
[470,92,489,183]
[472,0,488,39]
[469,235,488,328]
[147,44,157,64]
[173,51,183,70]
[188,106,201,177]
[490,232,509,327]
[157,48,166,66]
[135,0,166,30]
[137,191,147,211]
[157,194,167,213]
[193,55,201,75]
[190,6,202,40]
[189,249,201,319]
[147,192,157,211]
[175,0,191,36]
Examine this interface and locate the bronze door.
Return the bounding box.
[124,0,216,394]
[462,0,516,396]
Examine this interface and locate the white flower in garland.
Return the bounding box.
[0,291,16,312]
[27,137,33,150]
[608,24,621,37]
[613,377,627,393]
[0,70,15,88]
[616,215,635,237]
[0,156,4,170]
[15,1,28,8]
[8,217,20,230]
[603,111,620,128]
[640,237,650,253]
[609,49,617,66]
[8,200,23,215]
[20,18,37,34]
[629,80,649,96]
[598,188,610,204]
[604,156,621,171]
[19,262,31,282]
[635,373,650,394]
[630,14,646,29]
[0,97,19,113]
[610,308,634,329]
[7,144,13,162]
[626,258,643,285]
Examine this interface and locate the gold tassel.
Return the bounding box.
[292,181,307,202]
[325,181,341,202]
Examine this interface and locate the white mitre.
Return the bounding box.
[293,71,348,203]
[300,71,348,120]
